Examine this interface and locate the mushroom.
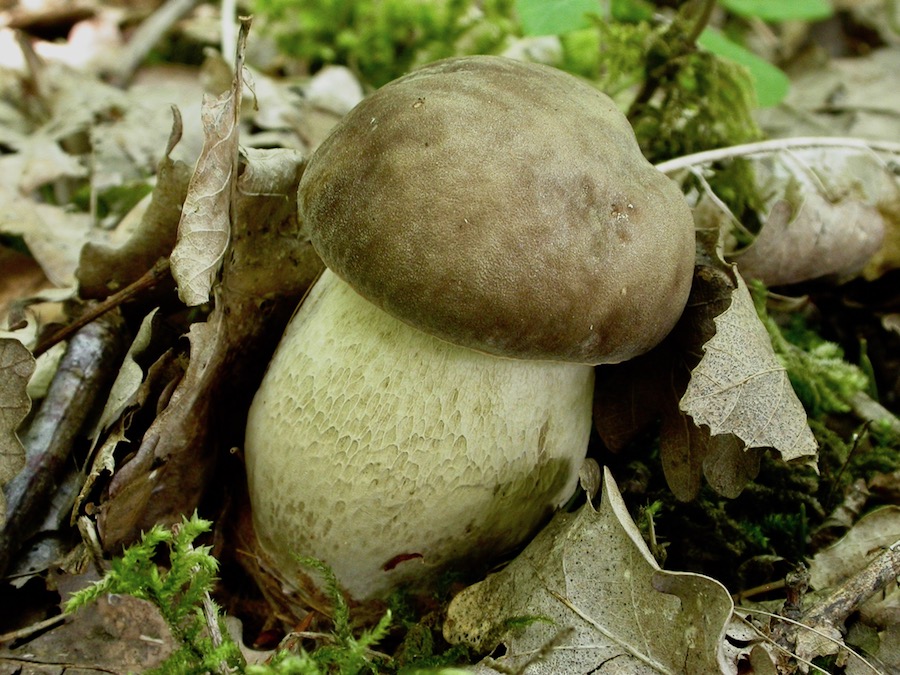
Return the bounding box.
[244,56,696,603]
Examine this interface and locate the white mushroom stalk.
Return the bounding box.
[246,270,594,599]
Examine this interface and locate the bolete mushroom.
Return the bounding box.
[244,56,695,602]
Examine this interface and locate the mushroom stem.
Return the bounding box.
[245,270,594,600]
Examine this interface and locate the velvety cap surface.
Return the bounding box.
[298,55,695,364]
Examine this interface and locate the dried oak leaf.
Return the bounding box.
[96,146,323,550]
[680,272,818,465]
[733,145,898,285]
[596,224,817,501]
[169,31,245,307]
[444,468,734,674]
[0,338,34,524]
[77,115,192,298]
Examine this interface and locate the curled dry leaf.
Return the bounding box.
[89,309,158,442]
[734,145,898,285]
[680,273,818,463]
[0,338,34,524]
[169,24,249,307]
[168,85,238,306]
[95,146,323,550]
[443,468,734,674]
[662,139,900,286]
[595,231,815,500]
[78,113,192,299]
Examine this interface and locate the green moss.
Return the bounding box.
[65,514,244,673]
[751,281,869,418]
[253,0,517,87]
[559,20,654,99]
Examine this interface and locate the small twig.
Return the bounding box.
[734,612,833,675]
[732,578,786,603]
[801,540,900,629]
[109,0,201,87]
[0,612,67,644]
[627,0,714,122]
[655,137,900,175]
[0,655,118,674]
[76,515,107,577]
[32,258,170,359]
[201,582,231,674]
[738,608,883,675]
[182,533,231,675]
[850,390,900,436]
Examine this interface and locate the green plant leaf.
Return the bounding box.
[611,0,654,22]
[515,0,606,35]
[719,0,833,22]
[698,28,790,107]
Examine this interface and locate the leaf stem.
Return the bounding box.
[627,0,715,122]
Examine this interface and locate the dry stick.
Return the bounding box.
[32,258,171,359]
[0,313,127,578]
[742,541,900,674]
[739,608,883,675]
[654,137,900,175]
[626,0,715,123]
[850,390,900,436]
[801,539,900,630]
[109,0,201,87]
[0,612,67,644]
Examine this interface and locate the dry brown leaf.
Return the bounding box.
[0,246,51,320]
[90,309,158,441]
[809,506,900,592]
[757,47,900,142]
[24,204,93,287]
[595,225,816,501]
[0,571,174,671]
[733,145,899,285]
[680,273,818,463]
[76,348,183,531]
[0,182,93,287]
[0,129,88,193]
[595,254,775,501]
[735,192,885,286]
[97,319,218,548]
[700,431,762,499]
[95,146,322,549]
[129,65,207,163]
[0,337,34,525]
[444,468,734,674]
[593,344,679,453]
[659,397,707,501]
[789,508,900,668]
[663,139,900,286]
[169,26,248,307]
[77,117,192,298]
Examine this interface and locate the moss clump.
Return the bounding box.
[253,0,516,87]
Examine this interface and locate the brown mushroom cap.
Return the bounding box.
[298,55,695,364]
